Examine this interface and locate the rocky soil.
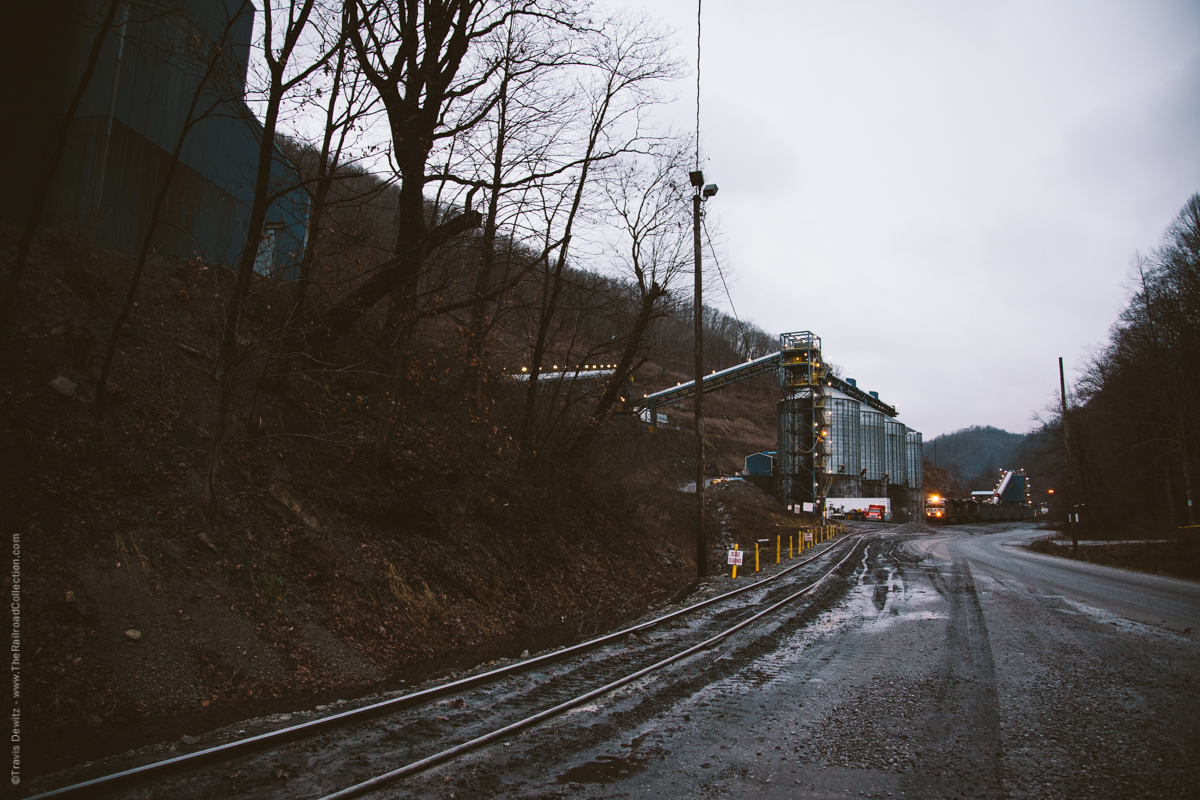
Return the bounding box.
[1,222,798,778]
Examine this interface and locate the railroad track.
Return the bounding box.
[27,527,881,800]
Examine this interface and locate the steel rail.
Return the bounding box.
[319,534,868,799]
[25,530,873,800]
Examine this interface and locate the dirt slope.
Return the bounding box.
[1,223,794,775]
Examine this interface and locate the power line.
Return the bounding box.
[695,0,701,170]
[702,214,751,358]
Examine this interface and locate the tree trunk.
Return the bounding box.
[590,284,664,421]
[202,75,287,518]
[301,208,482,355]
[464,76,508,404]
[278,44,346,363]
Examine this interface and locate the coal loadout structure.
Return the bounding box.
[925,468,1036,524]
[635,331,926,522]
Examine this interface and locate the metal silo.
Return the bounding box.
[860,408,886,497]
[884,420,909,521]
[905,430,924,520]
[883,419,907,489]
[905,430,924,490]
[823,388,861,498]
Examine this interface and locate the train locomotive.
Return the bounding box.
[925,469,1035,524]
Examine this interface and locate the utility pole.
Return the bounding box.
[1059,357,1077,556]
[688,171,718,578]
[691,172,706,578]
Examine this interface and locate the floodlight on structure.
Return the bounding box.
[689,170,705,188]
[702,183,718,198]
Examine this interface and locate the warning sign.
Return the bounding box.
[803,530,814,542]
[727,550,744,565]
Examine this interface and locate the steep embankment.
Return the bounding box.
[0,224,786,774]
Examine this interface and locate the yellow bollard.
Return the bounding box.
[776,534,781,564]
[755,542,760,573]
[732,543,738,579]
[789,535,794,559]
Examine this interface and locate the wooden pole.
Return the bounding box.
[1059,357,1077,556]
[694,191,707,578]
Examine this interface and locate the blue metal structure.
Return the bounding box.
[996,469,1030,505]
[40,0,308,276]
[744,451,776,476]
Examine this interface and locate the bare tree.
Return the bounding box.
[453,13,581,403]
[301,0,560,354]
[588,141,691,422]
[276,35,382,359]
[1059,194,1200,534]
[203,0,339,517]
[520,12,679,443]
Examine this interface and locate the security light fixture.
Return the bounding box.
[702,183,718,198]
[689,170,705,188]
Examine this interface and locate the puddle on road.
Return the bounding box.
[555,733,653,784]
[698,547,952,698]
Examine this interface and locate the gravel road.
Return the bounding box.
[423,522,1198,800]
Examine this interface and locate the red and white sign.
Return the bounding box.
[727,550,744,565]
[803,530,814,542]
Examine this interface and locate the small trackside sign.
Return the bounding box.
[727,550,744,565]
[803,530,814,542]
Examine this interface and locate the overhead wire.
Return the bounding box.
[702,214,752,360]
[696,0,701,170]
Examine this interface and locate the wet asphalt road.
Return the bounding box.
[907,527,1200,633]
[426,523,1199,800]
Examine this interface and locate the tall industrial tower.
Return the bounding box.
[778,331,827,511]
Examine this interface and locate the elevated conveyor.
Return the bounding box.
[636,352,781,411]
[635,352,897,417]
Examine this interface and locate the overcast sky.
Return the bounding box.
[606,0,1200,438]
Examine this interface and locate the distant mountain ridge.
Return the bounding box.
[924,425,1030,492]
